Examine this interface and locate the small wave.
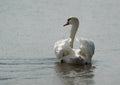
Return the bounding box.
[0,77,13,80]
[0,58,56,65]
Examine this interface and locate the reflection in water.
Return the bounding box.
[55,63,95,85]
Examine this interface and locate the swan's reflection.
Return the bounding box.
[54,63,95,85]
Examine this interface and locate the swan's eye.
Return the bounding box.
[67,18,71,22]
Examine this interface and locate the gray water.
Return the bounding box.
[0,0,120,85]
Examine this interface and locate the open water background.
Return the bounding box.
[0,0,120,85]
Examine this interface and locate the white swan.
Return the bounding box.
[54,17,95,65]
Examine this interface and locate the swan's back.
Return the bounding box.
[54,38,85,64]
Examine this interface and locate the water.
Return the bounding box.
[0,0,120,85]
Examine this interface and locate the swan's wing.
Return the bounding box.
[76,37,95,57]
[54,38,71,49]
[54,38,72,59]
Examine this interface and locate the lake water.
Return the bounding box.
[0,0,120,85]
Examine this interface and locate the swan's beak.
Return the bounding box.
[63,21,69,27]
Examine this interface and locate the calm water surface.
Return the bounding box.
[0,0,120,85]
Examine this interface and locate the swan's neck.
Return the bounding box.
[69,23,79,48]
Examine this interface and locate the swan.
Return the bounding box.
[54,17,95,65]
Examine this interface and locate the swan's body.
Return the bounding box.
[54,17,95,65]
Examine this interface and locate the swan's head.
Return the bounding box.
[64,17,79,27]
